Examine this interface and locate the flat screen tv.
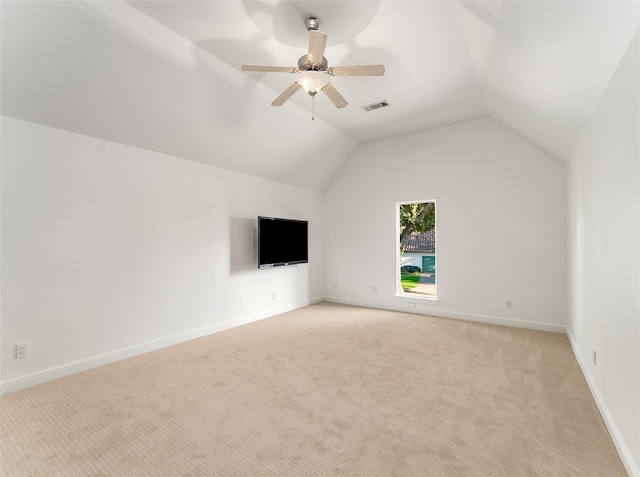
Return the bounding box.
[258,216,308,268]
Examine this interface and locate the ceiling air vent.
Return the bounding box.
[362,100,390,112]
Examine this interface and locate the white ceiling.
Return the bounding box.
[2,1,638,191]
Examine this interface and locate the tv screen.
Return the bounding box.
[258,216,308,268]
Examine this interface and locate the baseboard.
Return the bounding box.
[324,296,566,333]
[566,330,640,477]
[1,296,323,395]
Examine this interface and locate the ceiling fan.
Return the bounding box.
[241,17,385,117]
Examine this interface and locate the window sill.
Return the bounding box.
[395,294,439,306]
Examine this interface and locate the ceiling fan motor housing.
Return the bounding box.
[298,55,328,72]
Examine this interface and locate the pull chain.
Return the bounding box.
[311,91,316,120]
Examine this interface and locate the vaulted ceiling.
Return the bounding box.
[2,1,638,191]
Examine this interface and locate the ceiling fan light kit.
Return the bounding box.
[296,71,330,95]
[241,17,385,119]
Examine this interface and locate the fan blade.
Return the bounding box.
[271,83,302,106]
[242,65,297,73]
[308,30,328,65]
[322,83,348,109]
[329,65,385,76]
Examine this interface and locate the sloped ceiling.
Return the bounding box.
[2,1,639,191]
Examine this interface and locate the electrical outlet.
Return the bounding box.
[332,282,339,290]
[593,350,597,365]
[370,285,379,293]
[506,300,513,309]
[16,343,29,359]
[272,292,276,301]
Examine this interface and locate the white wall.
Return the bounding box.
[1,117,324,392]
[324,117,567,331]
[567,29,640,476]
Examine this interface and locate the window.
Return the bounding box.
[397,201,436,299]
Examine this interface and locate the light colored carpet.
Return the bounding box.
[1,302,626,476]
